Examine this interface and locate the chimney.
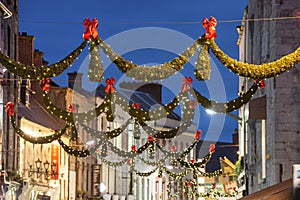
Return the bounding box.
[18,32,35,65]
[68,72,83,90]
[33,49,44,66]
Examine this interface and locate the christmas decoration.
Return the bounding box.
[5,102,14,116]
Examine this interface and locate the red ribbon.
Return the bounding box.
[132,103,141,109]
[131,145,136,152]
[209,144,216,153]
[148,135,154,142]
[68,103,77,113]
[41,78,50,92]
[255,80,266,88]
[181,77,193,92]
[105,78,115,94]
[187,181,191,187]
[127,158,131,165]
[190,159,195,164]
[202,16,217,40]
[194,130,202,140]
[212,183,216,189]
[189,100,197,109]
[5,102,14,117]
[171,145,177,152]
[83,18,99,40]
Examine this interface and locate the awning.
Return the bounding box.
[240,179,292,200]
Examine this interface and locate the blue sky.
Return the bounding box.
[18,0,248,142]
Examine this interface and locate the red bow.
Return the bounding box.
[5,102,14,117]
[212,183,216,189]
[41,78,50,92]
[255,80,266,88]
[83,18,99,40]
[189,100,197,109]
[127,158,131,165]
[209,144,216,153]
[190,159,195,164]
[171,145,177,152]
[187,181,191,187]
[132,103,141,109]
[68,103,77,113]
[148,135,154,142]
[202,16,217,40]
[194,130,202,140]
[105,78,115,94]
[131,145,137,152]
[181,77,193,92]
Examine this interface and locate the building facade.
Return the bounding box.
[237,0,300,197]
[0,0,19,174]
[17,33,70,200]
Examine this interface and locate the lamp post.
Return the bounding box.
[28,159,57,180]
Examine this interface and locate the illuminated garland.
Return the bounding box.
[113,90,188,121]
[57,138,91,157]
[88,40,104,82]
[155,140,198,158]
[209,40,300,79]
[177,152,212,168]
[194,43,211,80]
[95,36,206,81]
[183,179,236,199]
[138,105,195,138]
[10,116,69,144]
[190,82,259,113]
[106,140,154,158]
[197,169,222,178]
[166,178,181,198]
[43,91,110,123]
[81,119,131,139]
[0,41,87,79]
[99,156,129,167]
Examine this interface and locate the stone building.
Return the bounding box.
[0,0,19,174]
[17,33,70,199]
[237,0,300,198]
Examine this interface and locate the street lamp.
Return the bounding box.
[28,159,57,179]
[35,158,42,178]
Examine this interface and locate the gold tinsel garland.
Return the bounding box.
[209,40,300,79]
[95,36,206,81]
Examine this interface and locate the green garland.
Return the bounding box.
[106,139,153,158]
[81,119,131,139]
[100,156,129,167]
[190,82,259,113]
[209,40,300,79]
[10,116,69,144]
[0,41,87,79]
[88,40,104,82]
[155,139,198,158]
[57,138,90,157]
[95,36,206,81]
[114,90,188,121]
[43,91,110,123]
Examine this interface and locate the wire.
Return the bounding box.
[19,16,300,25]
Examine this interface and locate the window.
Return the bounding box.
[19,79,31,106]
